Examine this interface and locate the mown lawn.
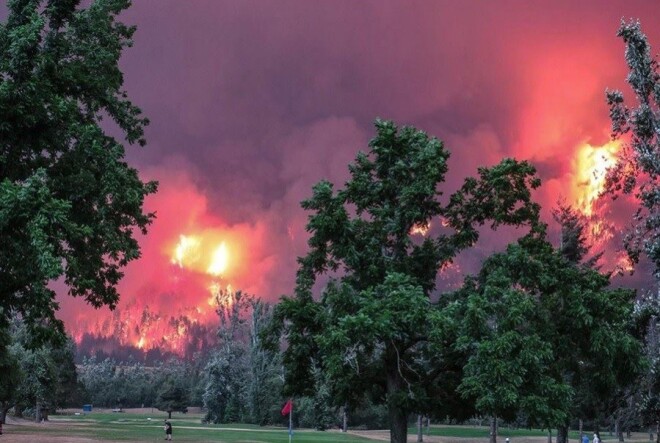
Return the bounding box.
[6,411,373,442]
[409,425,602,440]
[4,411,633,443]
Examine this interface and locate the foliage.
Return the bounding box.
[605,20,660,279]
[268,120,542,443]
[50,338,83,409]
[203,290,283,425]
[154,376,189,419]
[77,356,120,407]
[202,352,232,424]
[203,289,251,423]
[347,398,389,430]
[77,356,201,409]
[552,203,601,266]
[5,317,83,420]
[449,231,643,441]
[247,300,283,426]
[0,0,157,341]
[0,325,21,423]
[632,291,660,439]
[310,365,336,431]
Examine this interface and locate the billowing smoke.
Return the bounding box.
[53,1,660,358]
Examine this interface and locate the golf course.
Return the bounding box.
[0,409,640,443]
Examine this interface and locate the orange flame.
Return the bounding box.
[572,140,621,217]
[171,234,201,268]
[411,222,430,236]
[615,252,634,275]
[207,242,229,276]
[170,234,232,277]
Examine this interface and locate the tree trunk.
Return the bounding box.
[548,430,553,443]
[417,414,423,442]
[0,401,11,425]
[168,410,172,419]
[35,401,41,423]
[342,405,348,433]
[386,362,407,443]
[490,416,498,443]
[579,419,584,443]
[557,425,568,443]
[616,414,623,442]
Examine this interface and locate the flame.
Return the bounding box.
[170,234,232,278]
[208,282,221,305]
[207,242,229,276]
[171,235,201,268]
[95,232,237,354]
[63,175,274,358]
[573,140,621,217]
[411,222,430,236]
[615,252,634,275]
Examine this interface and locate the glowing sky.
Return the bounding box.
[34,1,660,352]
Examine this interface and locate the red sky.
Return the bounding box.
[37,1,660,352]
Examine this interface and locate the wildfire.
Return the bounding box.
[411,222,430,236]
[573,140,621,217]
[85,231,241,354]
[170,234,232,277]
[207,242,229,276]
[171,234,201,268]
[170,233,238,323]
[615,252,635,275]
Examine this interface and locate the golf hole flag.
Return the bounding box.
[281,399,293,416]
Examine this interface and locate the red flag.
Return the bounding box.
[281,399,292,416]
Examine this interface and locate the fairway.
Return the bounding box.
[0,410,649,443]
[1,410,375,443]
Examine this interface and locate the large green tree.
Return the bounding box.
[247,300,283,426]
[605,20,660,279]
[269,120,542,443]
[6,317,83,421]
[203,289,283,425]
[154,376,189,419]
[203,289,252,424]
[0,0,156,339]
[451,231,642,443]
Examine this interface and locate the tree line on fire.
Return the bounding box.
[0,295,388,430]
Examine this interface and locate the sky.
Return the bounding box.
[31,0,660,355]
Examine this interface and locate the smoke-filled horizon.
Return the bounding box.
[35,1,659,356]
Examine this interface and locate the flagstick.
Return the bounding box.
[289,399,293,443]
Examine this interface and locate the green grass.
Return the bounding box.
[407,425,617,441]
[4,411,633,443]
[5,411,374,442]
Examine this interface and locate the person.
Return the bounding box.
[582,434,589,443]
[164,420,172,441]
[593,433,600,443]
